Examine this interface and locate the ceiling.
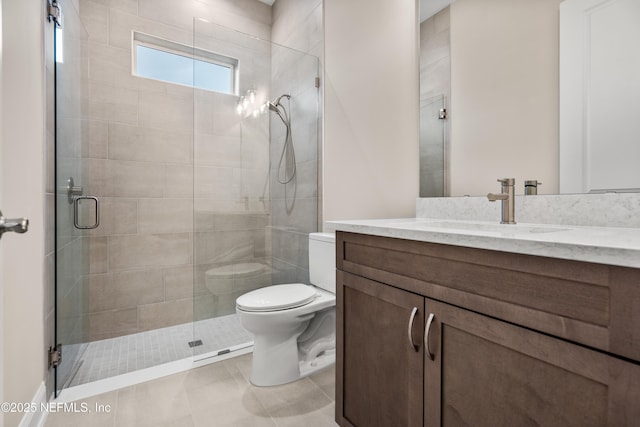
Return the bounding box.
[256,0,451,22]
[420,0,453,22]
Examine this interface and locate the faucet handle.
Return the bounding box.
[497,178,515,186]
[487,193,509,202]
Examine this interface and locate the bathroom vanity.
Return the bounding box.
[331,219,640,427]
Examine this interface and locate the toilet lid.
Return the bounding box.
[236,283,317,312]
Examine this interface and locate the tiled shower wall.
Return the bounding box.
[77,0,273,340]
[420,7,450,196]
[270,0,323,285]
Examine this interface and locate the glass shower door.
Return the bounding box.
[419,94,446,197]
[191,19,321,360]
[53,0,91,396]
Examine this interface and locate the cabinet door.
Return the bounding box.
[424,298,640,427]
[337,271,424,427]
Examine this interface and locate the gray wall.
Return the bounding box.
[270,0,323,285]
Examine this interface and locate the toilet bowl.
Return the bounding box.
[236,232,336,386]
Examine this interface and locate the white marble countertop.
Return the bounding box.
[328,218,640,268]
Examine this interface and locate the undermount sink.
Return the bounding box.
[400,221,569,235]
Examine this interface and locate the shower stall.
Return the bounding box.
[51,0,321,397]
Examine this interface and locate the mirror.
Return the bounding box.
[419,0,640,197]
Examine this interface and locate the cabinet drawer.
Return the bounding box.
[337,231,640,362]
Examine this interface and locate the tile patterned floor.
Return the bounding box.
[46,353,337,427]
[68,314,253,387]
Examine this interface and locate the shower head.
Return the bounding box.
[270,94,291,108]
[267,101,280,112]
[266,94,291,125]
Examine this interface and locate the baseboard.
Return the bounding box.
[17,382,47,427]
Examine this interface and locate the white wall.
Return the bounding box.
[449,0,561,196]
[323,0,419,223]
[1,0,46,426]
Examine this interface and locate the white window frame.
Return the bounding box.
[132,31,239,95]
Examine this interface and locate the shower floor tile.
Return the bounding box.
[67,314,252,387]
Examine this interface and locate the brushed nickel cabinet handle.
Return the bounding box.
[408,307,419,352]
[425,313,435,360]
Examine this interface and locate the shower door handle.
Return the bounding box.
[0,210,29,239]
[73,196,100,230]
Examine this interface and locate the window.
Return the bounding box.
[133,32,238,94]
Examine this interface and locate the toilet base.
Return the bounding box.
[250,347,335,387]
[250,329,307,387]
[299,349,335,379]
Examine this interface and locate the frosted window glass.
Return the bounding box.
[135,45,233,94]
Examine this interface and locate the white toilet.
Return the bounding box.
[236,232,336,386]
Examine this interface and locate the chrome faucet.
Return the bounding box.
[487,178,516,224]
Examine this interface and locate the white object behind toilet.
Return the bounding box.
[309,232,336,293]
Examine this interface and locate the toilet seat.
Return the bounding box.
[236,283,317,312]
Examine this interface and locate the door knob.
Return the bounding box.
[0,210,29,238]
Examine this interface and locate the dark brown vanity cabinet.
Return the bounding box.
[337,271,424,427]
[424,298,640,427]
[335,231,640,427]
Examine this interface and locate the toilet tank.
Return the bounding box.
[308,232,336,293]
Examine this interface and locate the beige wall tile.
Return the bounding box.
[108,8,193,51]
[138,198,193,234]
[89,197,138,236]
[138,298,193,331]
[89,159,164,198]
[79,0,109,45]
[194,199,216,232]
[89,82,138,125]
[109,233,192,271]
[138,90,194,132]
[58,285,85,344]
[272,0,322,52]
[87,269,164,312]
[87,119,108,158]
[140,0,271,39]
[193,294,215,321]
[164,266,193,301]
[211,95,243,137]
[56,238,84,298]
[109,123,193,164]
[107,0,138,15]
[89,236,108,274]
[88,42,138,91]
[194,230,255,265]
[88,308,138,339]
[194,133,241,167]
[163,164,193,198]
[194,166,239,199]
